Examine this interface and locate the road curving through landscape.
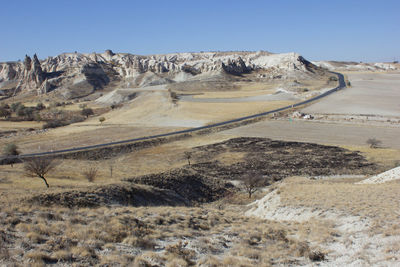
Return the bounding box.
[2,72,346,160]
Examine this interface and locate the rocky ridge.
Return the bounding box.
[0,50,322,99]
[312,60,399,71]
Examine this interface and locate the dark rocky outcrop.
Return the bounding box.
[222,57,250,75]
[29,183,188,208]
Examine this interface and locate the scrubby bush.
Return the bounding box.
[15,104,27,117]
[42,120,69,129]
[10,102,22,112]
[0,107,11,118]
[366,138,382,148]
[69,116,85,124]
[0,103,10,109]
[36,102,46,110]
[2,143,20,167]
[17,106,36,120]
[81,108,94,118]
[83,167,98,182]
[329,76,338,81]
[3,143,19,156]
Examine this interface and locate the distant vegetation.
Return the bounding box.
[2,143,20,167]
[0,101,108,129]
[366,138,382,148]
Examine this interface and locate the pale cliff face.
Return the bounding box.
[0,50,322,97]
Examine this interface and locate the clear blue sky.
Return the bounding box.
[1,0,399,62]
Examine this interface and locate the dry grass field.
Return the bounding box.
[0,203,329,266]
[1,131,393,266]
[1,70,399,266]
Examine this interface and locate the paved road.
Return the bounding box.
[3,72,346,160]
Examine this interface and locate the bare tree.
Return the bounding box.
[184,151,192,165]
[242,171,264,198]
[83,167,98,182]
[24,157,58,188]
[366,138,382,148]
[109,161,114,178]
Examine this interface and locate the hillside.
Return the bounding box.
[0,50,328,99]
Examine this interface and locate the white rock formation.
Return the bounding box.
[0,50,322,98]
[312,60,398,71]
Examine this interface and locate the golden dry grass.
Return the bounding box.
[0,203,322,266]
[339,145,400,170]
[0,120,44,130]
[278,177,400,236]
[193,88,276,99]
[0,132,233,201]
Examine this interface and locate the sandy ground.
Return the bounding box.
[222,120,400,149]
[0,121,44,130]
[302,72,400,117]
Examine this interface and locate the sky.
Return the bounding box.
[0,0,399,62]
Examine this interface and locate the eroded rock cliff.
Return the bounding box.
[0,50,324,98]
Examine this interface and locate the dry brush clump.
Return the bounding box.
[82,167,98,182]
[366,137,382,148]
[0,203,326,266]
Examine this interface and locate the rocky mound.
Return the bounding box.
[313,60,398,71]
[29,183,188,208]
[126,167,234,204]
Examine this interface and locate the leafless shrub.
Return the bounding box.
[184,151,192,165]
[109,162,113,178]
[83,167,98,182]
[24,157,58,188]
[242,171,264,198]
[366,138,382,148]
